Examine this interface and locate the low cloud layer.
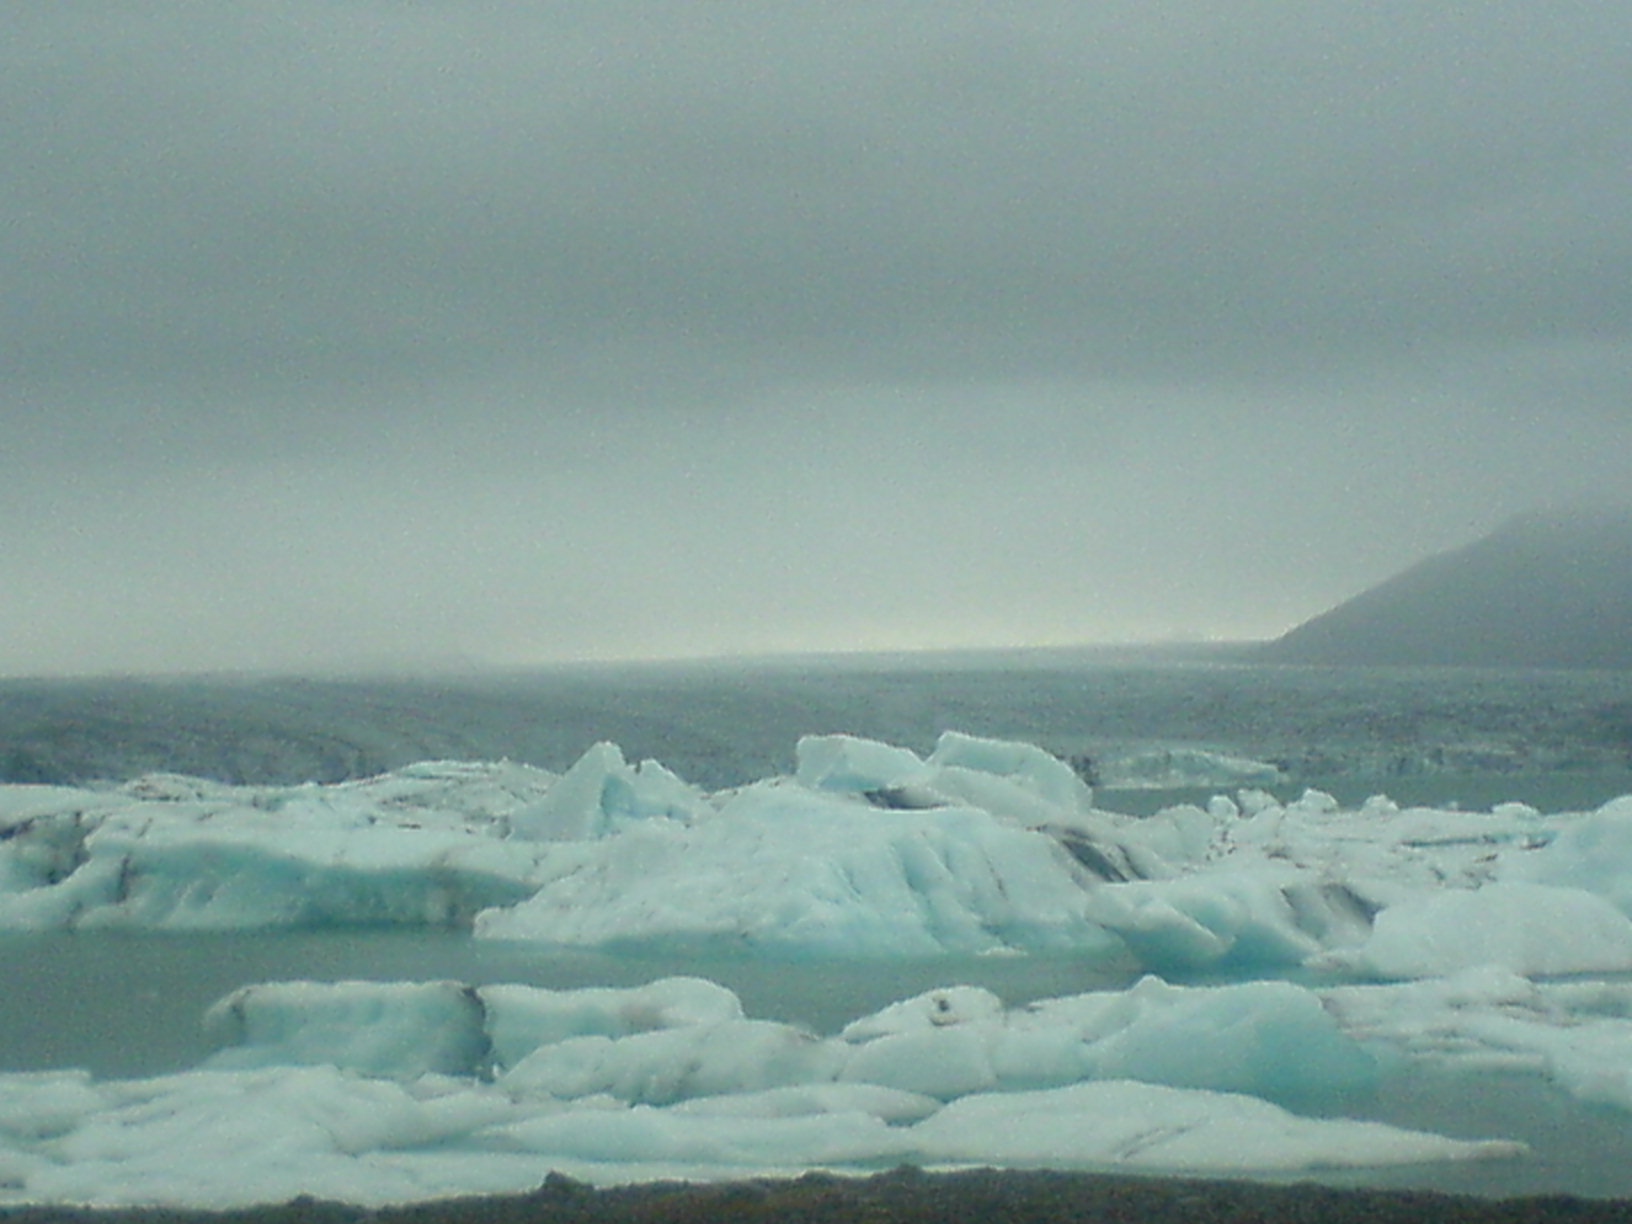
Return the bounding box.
[5,3,1630,675]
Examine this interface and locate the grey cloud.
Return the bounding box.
[9,3,1632,394]
[5,3,1632,674]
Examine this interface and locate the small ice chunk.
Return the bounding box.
[909,1080,1525,1171]
[203,980,489,1078]
[794,735,926,794]
[507,743,702,841]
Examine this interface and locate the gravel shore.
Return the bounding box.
[5,1167,1629,1224]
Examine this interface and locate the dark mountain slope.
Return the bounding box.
[1260,507,1632,668]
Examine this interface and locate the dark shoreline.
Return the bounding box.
[5,1167,1629,1224]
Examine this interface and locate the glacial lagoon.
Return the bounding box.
[3,659,1631,1204]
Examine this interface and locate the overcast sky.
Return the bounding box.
[5,2,1630,676]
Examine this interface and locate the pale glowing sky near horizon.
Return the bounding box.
[5,3,1631,676]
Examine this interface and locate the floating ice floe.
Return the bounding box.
[0,976,1527,1208]
[2,732,1631,980]
[1095,747,1284,790]
[0,761,563,931]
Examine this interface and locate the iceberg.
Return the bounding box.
[909,1080,1520,1172]
[477,779,1112,956]
[1321,965,1632,1116]
[500,1019,843,1106]
[1097,747,1284,790]
[0,761,560,932]
[481,977,744,1069]
[0,975,1526,1208]
[833,977,1376,1105]
[793,734,928,795]
[1315,882,1632,980]
[203,980,491,1078]
[1,735,1630,981]
[1501,795,1632,912]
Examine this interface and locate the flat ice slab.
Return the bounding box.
[0,975,1527,1208]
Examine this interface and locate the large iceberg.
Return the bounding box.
[4,732,1632,984]
[0,761,560,931]
[476,780,1113,956]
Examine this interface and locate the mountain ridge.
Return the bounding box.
[1259,506,1632,669]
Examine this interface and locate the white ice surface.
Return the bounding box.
[11,736,1632,1206]
[1097,748,1283,790]
[1322,965,1632,1114]
[3,735,1632,976]
[1,976,1528,1208]
[1315,882,1632,979]
[1503,795,1632,912]
[0,761,562,932]
[909,1080,1521,1171]
[477,779,1110,956]
[507,742,704,842]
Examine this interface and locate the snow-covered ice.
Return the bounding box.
[908,1080,1520,1171]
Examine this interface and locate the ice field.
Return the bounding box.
[2,669,1632,1207]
